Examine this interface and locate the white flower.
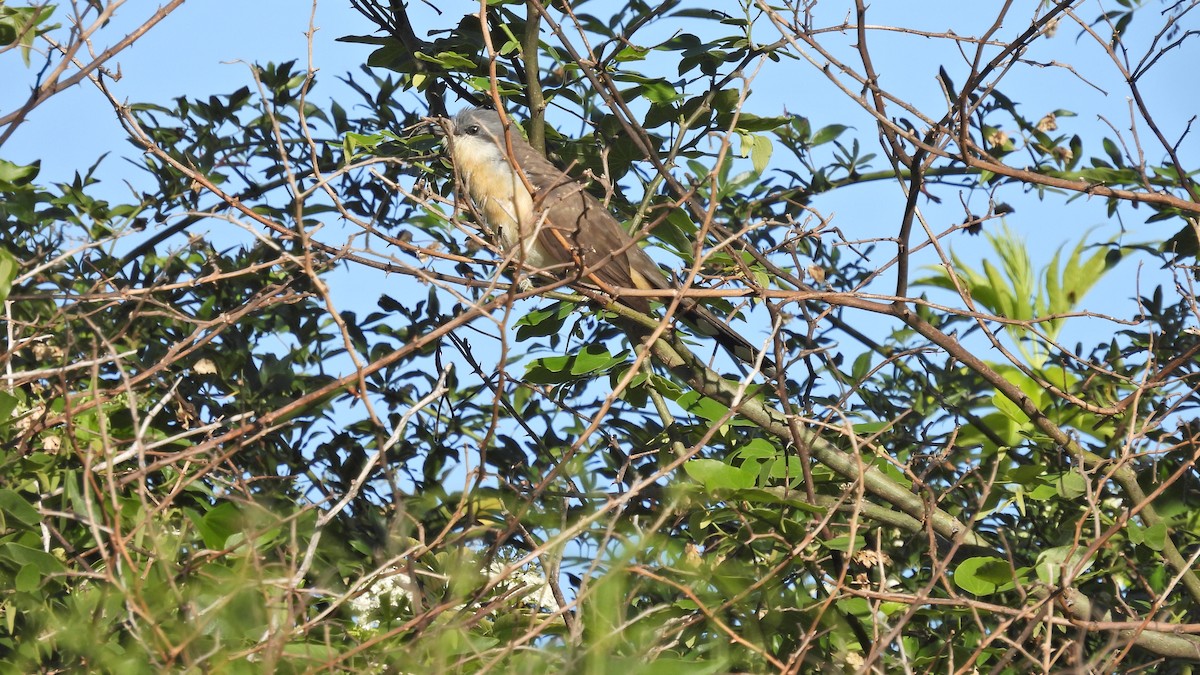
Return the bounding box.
[350,569,416,621]
[487,561,559,611]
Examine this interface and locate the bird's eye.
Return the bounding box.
[465,124,480,136]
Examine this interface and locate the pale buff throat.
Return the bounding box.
[452,140,554,269]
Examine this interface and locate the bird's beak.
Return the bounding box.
[424,116,451,139]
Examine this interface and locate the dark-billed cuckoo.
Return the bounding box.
[444,107,774,376]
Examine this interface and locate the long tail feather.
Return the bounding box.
[679,303,777,377]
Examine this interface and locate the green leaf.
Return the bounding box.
[1025,483,1059,501]
[642,658,728,675]
[684,459,755,491]
[737,133,773,175]
[991,393,1030,425]
[677,391,738,424]
[953,556,1014,596]
[735,114,790,133]
[614,73,679,104]
[568,345,625,375]
[0,248,18,303]
[1035,545,1093,585]
[0,391,18,422]
[281,642,344,662]
[192,502,243,550]
[525,345,627,382]
[415,50,478,69]
[612,43,651,63]
[750,135,772,175]
[1141,521,1167,552]
[0,5,56,64]
[1102,137,1124,167]
[852,421,890,435]
[0,158,39,185]
[823,535,866,553]
[811,124,849,146]
[735,488,826,513]
[0,543,65,574]
[730,438,777,462]
[981,260,1018,318]
[850,352,872,381]
[514,302,572,340]
[1054,471,1087,500]
[0,489,39,526]
[15,563,40,592]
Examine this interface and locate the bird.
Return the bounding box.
[442,107,775,376]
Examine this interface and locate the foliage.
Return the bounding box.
[2,0,1200,672]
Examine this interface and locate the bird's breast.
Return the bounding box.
[453,149,548,267]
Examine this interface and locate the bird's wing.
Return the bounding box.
[517,149,776,374]
[519,154,670,311]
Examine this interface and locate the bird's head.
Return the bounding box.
[444,108,518,166]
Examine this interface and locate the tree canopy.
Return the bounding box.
[3,0,1200,671]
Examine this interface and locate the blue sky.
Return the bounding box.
[3,0,372,175]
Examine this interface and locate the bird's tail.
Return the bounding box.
[678,302,777,377]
